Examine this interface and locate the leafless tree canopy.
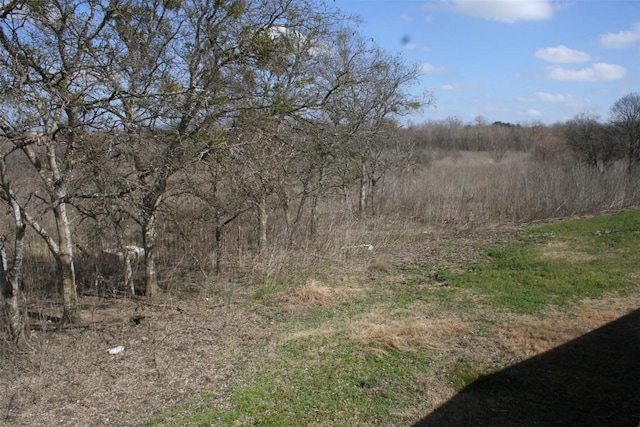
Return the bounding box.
[0,0,425,330]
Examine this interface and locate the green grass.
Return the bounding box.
[446,358,494,392]
[223,347,428,426]
[441,209,640,312]
[147,209,640,426]
[252,283,285,301]
[152,339,431,426]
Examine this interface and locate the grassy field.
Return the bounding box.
[146,209,640,426]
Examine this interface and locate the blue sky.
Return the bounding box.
[333,0,640,125]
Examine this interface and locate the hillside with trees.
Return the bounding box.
[0,2,639,425]
[1,0,639,340]
[0,0,427,333]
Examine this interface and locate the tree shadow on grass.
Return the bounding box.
[414,308,640,427]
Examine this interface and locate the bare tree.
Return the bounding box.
[0,142,27,343]
[530,124,569,164]
[563,113,619,171]
[317,32,426,218]
[84,0,347,286]
[198,0,350,247]
[0,0,116,321]
[610,92,640,175]
[84,0,258,295]
[1,0,432,306]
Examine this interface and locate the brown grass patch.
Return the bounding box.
[539,241,597,262]
[287,279,334,307]
[493,296,639,360]
[578,292,640,319]
[367,259,392,273]
[494,318,584,359]
[274,277,368,313]
[349,313,471,353]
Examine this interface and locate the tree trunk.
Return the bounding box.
[215,222,223,274]
[124,253,135,296]
[310,193,319,237]
[20,141,80,322]
[0,155,26,342]
[369,176,379,217]
[55,203,79,323]
[309,167,324,238]
[358,162,367,218]
[258,196,268,251]
[0,242,26,343]
[0,245,24,342]
[143,214,159,297]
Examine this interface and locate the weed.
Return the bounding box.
[252,283,285,301]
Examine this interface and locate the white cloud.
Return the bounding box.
[535,92,565,103]
[600,23,640,48]
[535,45,591,63]
[518,92,592,109]
[421,63,445,73]
[528,92,591,108]
[440,84,458,91]
[548,63,627,82]
[453,0,553,23]
[527,109,542,118]
[401,13,413,22]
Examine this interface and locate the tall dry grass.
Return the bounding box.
[378,151,639,226]
[135,150,640,290]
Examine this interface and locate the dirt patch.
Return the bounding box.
[0,295,271,427]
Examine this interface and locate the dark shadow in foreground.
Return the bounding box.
[414,308,640,427]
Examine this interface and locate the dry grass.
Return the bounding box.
[348,312,472,353]
[281,326,338,343]
[0,295,272,427]
[380,152,639,226]
[493,294,640,360]
[494,317,587,359]
[539,241,597,262]
[1,219,638,426]
[289,279,334,306]
[270,279,348,314]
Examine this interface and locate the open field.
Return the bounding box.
[2,207,639,426]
